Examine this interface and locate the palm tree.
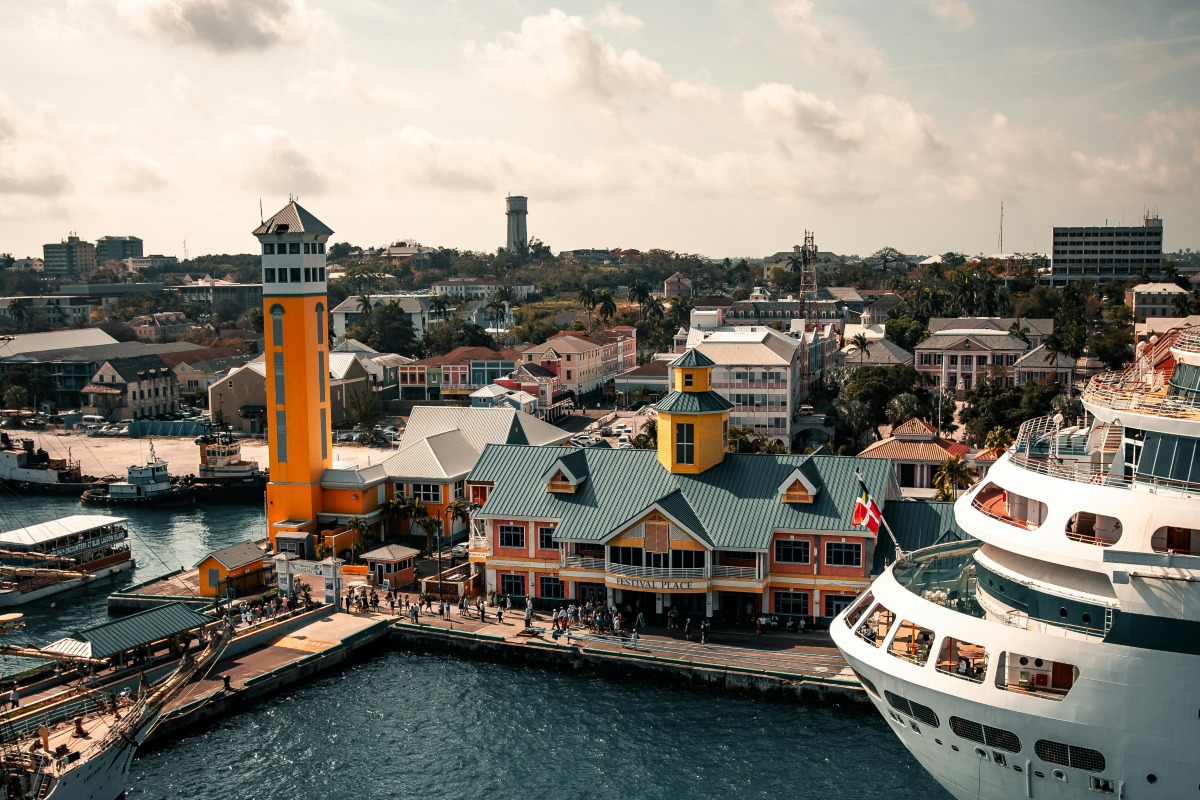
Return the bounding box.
[933,456,972,501]
[983,426,1014,458]
[850,333,872,368]
[356,295,373,316]
[1173,293,1192,317]
[444,499,471,542]
[1008,317,1030,345]
[642,296,664,321]
[627,280,651,307]
[345,516,370,564]
[415,513,441,557]
[578,284,596,322]
[428,294,453,324]
[385,494,420,540]
[485,299,507,330]
[596,290,617,325]
[885,393,922,428]
[7,299,30,333]
[668,296,694,329]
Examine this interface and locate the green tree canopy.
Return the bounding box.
[345,301,420,357]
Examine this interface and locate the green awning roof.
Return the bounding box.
[655,390,734,414]
[43,602,211,661]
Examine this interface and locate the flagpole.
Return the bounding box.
[855,469,905,562]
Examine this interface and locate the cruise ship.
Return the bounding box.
[831,326,1200,799]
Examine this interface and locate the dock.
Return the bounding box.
[108,568,213,612]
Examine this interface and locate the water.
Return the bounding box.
[0,495,951,799]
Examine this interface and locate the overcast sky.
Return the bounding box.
[2,0,1197,261]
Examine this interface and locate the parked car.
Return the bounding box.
[617,434,631,447]
[451,543,469,557]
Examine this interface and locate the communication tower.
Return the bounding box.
[506,194,528,253]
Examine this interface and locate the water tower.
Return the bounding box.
[506,194,528,253]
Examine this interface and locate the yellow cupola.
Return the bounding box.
[654,348,732,475]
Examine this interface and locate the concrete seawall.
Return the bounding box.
[389,623,869,706]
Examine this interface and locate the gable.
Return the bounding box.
[606,509,708,551]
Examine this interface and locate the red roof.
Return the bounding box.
[414,346,521,366]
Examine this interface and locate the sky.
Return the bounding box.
[1,0,1198,261]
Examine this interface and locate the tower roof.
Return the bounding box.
[253,201,334,236]
[669,348,715,368]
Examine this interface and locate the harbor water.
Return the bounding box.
[0,495,950,799]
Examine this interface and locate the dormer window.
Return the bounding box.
[547,470,574,493]
[783,480,813,504]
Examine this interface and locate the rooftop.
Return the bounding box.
[252,200,333,236]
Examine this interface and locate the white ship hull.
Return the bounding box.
[43,735,138,800]
[832,568,1200,800]
[0,559,134,606]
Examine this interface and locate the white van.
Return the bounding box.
[81,415,105,425]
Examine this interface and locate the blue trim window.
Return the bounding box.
[499,524,525,549]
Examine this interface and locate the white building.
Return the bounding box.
[431,277,534,301]
[330,294,447,340]
[1046,214,1164,285]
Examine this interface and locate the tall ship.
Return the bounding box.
[831,325,1200,799]
[80,443,195,508]
[186,427,267,501]
[0,435,98,494]
[0,515,134,605]
[0,615,231,800]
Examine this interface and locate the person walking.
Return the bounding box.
[684,618,692,641]
[497,605,504,625]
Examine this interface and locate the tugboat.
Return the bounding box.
[0,435,100,494]
[186,426,267,501]
[80,442,195,508]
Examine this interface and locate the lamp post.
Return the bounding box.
[436,512,446,603]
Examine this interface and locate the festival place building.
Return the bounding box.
[466,349,902,624]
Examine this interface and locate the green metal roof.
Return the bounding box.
[876,500,968,573]
[655,391,734,414]
[670,348,715,368]
[51,602,211,660]
[468,446,895,551]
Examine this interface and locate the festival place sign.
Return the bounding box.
[605,575,708,593]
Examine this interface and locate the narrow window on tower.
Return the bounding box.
[318,243,326,254]
[320,408,328,459]
[264,243,275,255]
[264,268,276,283]
[317,351,325,402]
[274,352,286,405]
[270,305,284,348]
[276,410,288,462]
[315,304,325,345]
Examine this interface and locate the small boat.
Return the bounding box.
[80,443,194,508]
[0,515,135,606]
[0,435,100,495]
[185,427,267,501]
[0,614,232,800]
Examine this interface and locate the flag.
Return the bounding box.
[852,479,882,537]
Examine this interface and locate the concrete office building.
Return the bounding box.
[42,235,96,281]
[95,236,143,262]
[1045,214,1164,286]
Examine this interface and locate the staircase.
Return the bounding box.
[1070,512,1097,542]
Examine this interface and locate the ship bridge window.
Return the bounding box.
[994,651,1077,701]
[1065,512,1122,547]
[1150,525,1200,557]
[888,619,936,666]
[935,637,988,683]
[970,483,1047,531]
[844,591,874,628]
[854,603,895,648]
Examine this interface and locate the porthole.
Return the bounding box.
[1019,656,1029,666]
[1147,774,1157,784]
[1013,766,1023,773]
[1082,613,1091,624]
[951,745,960,752]
[1035,771,1045,778]
[1035,658,1044,668]
[1053,770,1066,782]
[935,739,942,746]
[1059,608,1068,618]
[975,748,988,759]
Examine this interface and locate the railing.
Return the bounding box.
[1065,532,1118,547]
[604,562,707,580]
[1082,379,1200,420]
[1006,451,1200,497]
[712,381,788,390]
[969,490,1040,531]
[562,555,605,570]
[1175,327,1200,355]
[712,565,758,580]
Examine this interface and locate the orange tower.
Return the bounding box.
[253,201,334,547]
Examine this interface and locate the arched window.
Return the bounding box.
[270,304,284,349]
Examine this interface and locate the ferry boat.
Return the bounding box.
[0,515,134,605]
[80,444,194,508]
[187,427,266,501]
[0,615,232,800]
[0,435,98,494]
[831,325,1200,799]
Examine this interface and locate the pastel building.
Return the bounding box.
[467,348,898,624]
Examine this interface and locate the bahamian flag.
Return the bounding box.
[852,477,882,537]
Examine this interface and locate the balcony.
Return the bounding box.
[969,484,1045,531]
[712,564,759,580]
[562,554,605,571]
[605,562,706,580]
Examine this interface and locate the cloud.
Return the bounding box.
[215,125,338,194]
[116,0,333,53]
[772,0,886,85]
[462,9,717,112]
[590,3,644,32]
[915,0,975,31]
[101,149,171,193]
[0,95,73,198]
[286,61,429,111]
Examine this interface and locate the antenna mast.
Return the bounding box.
[997,201,1004,253]
[183,239,188,261]
[799,229,818,326]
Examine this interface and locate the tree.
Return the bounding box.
[421,317,495,356]
[596,290,617,325]
[356,295,374,315]
[642,296,664,321]
[444,499,471,542]
[866,247,908,276]
[386,494,420,540]
[885,314,927,351]
[2,385,26,416]
[933,456,972,500]
[885,393,922,427]
[1,366,54,410]
[631,418,657,449]
[6,299,30,333]
[1173,293,1193,317]
[668,296,694,328]
[415,514,441,556]
[983,426,1014,458]
[345,516,370,563]
[346,301,419,356]
[831,398,872,451]
[98,319,138,342]
[1088,326,1133,371]
[627,280,651,306]
[428,294,453,323]
[850,333,872,368]
[343,388,383,431]
[328,242,353,260]
[578,284,596,326]
[485,299,508,330]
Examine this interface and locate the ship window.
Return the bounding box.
[848,668,879,699]
[950,717,1022,754]
[1034,740,1105,773]
[844,591,874,628]
[884,689,939,728]
[970,482,1047,530]
[854,603,894,648]
[936,637,988,683]
[1150,525,1200,557]
[888,619,936,666]
[1065,512,1122,547]
[996,652,1077,700]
